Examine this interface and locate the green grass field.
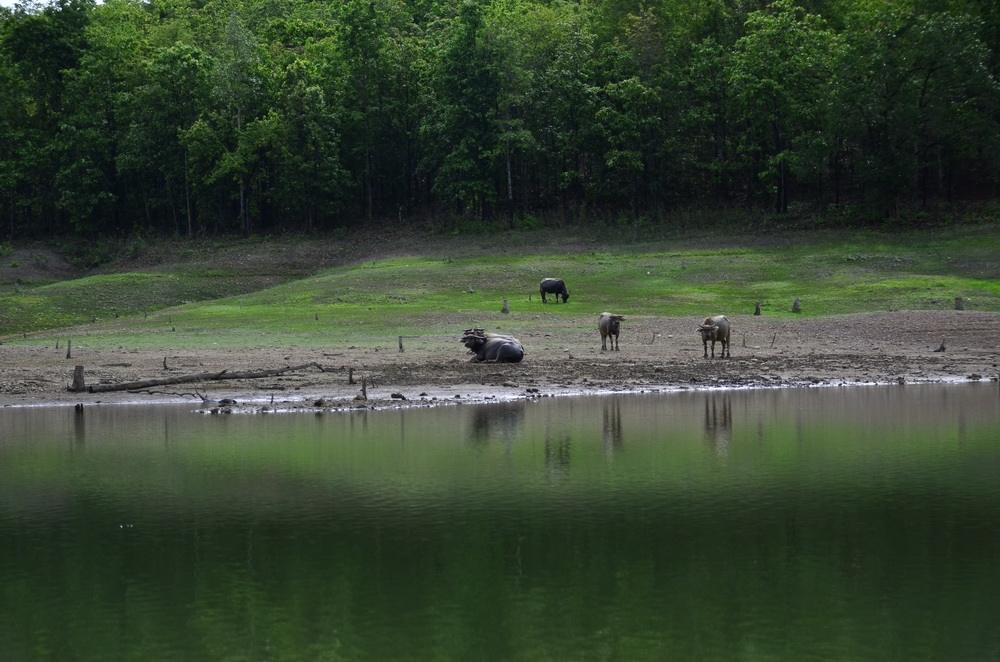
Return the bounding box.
[2,224,998,349]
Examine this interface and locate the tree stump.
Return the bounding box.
[792,298,801,313]
[955,297,965,310]
[66,338,72,359]
[754,302,762,316]
[70,366,86,392]
[501,298,509,314]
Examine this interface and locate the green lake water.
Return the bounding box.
[1,384,999,661]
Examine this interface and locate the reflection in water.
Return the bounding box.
[703,394,732,457]
[73,405,85,447]
[544,433,571,479]
[469,402,525,445]
[0,385,999,661]
[602,399,623,456]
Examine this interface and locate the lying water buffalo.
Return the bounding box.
[462,328,525,363]
[697,315,731,358]
[539,278,570,303]
[599,312,625,351]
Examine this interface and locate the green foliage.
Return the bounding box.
[730,1,839,212]
[0,0,998,238]
[834,5,1000,213]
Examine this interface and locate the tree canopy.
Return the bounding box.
[1,0,998,238]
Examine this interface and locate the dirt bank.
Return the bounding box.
[1,311,998,410]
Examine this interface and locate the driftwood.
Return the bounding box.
[127,389,206,400]
[83,362,326,393]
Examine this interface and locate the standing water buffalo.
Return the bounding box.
[697,315,731,358]
[462,329,525,363]
[539,278,570,303]
[599,313,625,351]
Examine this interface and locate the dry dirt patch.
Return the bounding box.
[1,311,997,408]
[0,248,78,285]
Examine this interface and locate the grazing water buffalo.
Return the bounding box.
[462,328,525,363]
[599,313,625,351]
[697,315,731,358]
[539,278,570,303]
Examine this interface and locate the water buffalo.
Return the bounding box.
[462,328,525,363]
[599,312,624,351]
[539,278,569,303]
[697,315,731,358]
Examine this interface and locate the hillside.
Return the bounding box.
[1,223,998,346]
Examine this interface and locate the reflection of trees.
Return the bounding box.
[349,409,369,434]
[703,395,732,457]
[544,433,572,478]
[469,403,525,445]
[602,399,623,456]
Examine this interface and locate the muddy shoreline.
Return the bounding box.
[2,311,998,411]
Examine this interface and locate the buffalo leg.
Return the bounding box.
[601,334,607,351]
[703,340,709,358]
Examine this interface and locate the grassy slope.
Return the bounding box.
[2,224,998,348]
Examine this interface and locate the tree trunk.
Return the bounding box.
[365,148,373,223]
[237,107,249,236]
[240,177,248,235]
[184,148,193,237]
[833,145,841,206]
[70,366,86,392]
[166,177,178,237]
[772,121,787,214]
[778,157,788,214]
[506,143,514,229]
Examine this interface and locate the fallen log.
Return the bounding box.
[85,362,324,393]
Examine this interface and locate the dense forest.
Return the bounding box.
[1,0,999,238]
